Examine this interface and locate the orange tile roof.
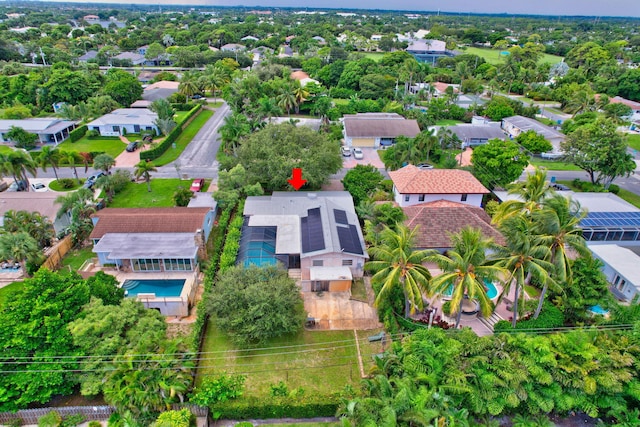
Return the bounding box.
[404,200,504,248]
[90,207,210,239]
[389,165,489,194]
[290,70,310,80]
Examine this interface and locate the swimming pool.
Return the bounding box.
[589,305,609,315]
[444,279,498,299]
[122,279,186,297]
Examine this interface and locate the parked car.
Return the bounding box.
[126,141,140,152]
[190,178,205,192]
[7,180,27,192]
[416,163,434,170]
[341,146,352,157]
[30,182,48,192]
[551,183,570,191]
[352,147,364,160]
[83,172,106,189]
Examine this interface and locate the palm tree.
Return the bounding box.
[59,150,81,183]
[493,168,554,224]
[4,150,37,191]
[292,80,310,114]
[0,231,40,275]
[257,96,282,122]
[219,113,250,155]
[95,174,117,203]
[178,74,199,98]
[531,195,588,318]
[277,84,297,117]
[494,215,555,327]
[38,146,61,181]
[204,65,229,101]
[366,225,433,318]
[55,188,95,245]
[3,210,54,249]
[93,154,116,174]
[427,227,506,328]
[134,160,157,192]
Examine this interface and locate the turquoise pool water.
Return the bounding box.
[590,305,609,315]
[122,279,186,297]
[444,279,498,299]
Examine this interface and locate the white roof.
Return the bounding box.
[0,118,76,134]
[589,244,640,289]
[310,266,353,281]
[87,109,157,127]
[248,215,301,254]
[493,191,639,213]
[502,115,565,141]
[93,232,198,259]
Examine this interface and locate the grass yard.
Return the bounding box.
[435,119,463,126]
[0,281,24,308]
[49,179,85,192]
[61,246,95,271]
[333,98,349,106]
[350,279,368,302]
[627,133,640,152]
[616,188,640,210]
[525,284,541,298]
[528,158,582,171]
[108,178,188,208]
[207,101,223,108]
[58,136,126,158]
[174,110,189,124]
[197,321,386,399]
[362,52,385,61]
[463,46,564,65]
[153,109,214,166]
[0,145,13,154]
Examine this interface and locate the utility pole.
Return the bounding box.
[39,47,47,66]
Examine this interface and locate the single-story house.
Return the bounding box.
[241,35,260,42]
[389,165,490,208]
[77,50,98,62]
[221,43,246,52]
[312,36,327,45]
[137,45,149,55]
[608,96,640,122]
[242,192,369,292]
[410,82,459,98]
[501,115,565,155]
[290,70,319,87]
[113,52,146,66]
[0,118,77,146]
[404,200,504,252]
[494,190,640,245]
[86,109,159,137]
[406,39,456,64]
[142,80,180,102]
[443,123,506,148]
[589,244,640,303]
[90,207,216,271]
[343,113,420,148]
[0,192,71,234]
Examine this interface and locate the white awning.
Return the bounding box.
[310,266,352,281]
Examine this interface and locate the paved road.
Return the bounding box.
[525,168,640,195]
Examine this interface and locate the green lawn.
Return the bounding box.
[627,134,640,152]
[616,188,640,210]
[61,247,96,271]
[49,179,85,192]
[0,145,14,154]
[435,119,463,126]
[0,281,24,308]
[463,46,564,65]
[207,101,223,108]
[528,158,582,171]
[333,98,349,106]
[197,321,385,400]
[153,109,214,166]
[108,178,188,208]
[58,136,126,158]
[174,110,189,124]
[362,52,385,61]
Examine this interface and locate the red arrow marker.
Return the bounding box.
[288,168,307,190]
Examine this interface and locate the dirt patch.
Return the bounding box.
[321,179,344,191]
[167,322,193,339]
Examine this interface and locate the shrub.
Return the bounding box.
[38,411,62,427]
[235,423,254,427]
[86,129,100,138]
[152,409,195,427]
[7,418,23,427]
[190,373,246,406]
[69,125,87,142]
[140,105,200,161]
[87,422,102,427]
[608,183,620,194]
[270,381,289,397]
[494,302,564,331]
[60,414,85,427]
[215,398,339,419]
[57,178,77,189]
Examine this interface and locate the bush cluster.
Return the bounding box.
[215,398,338,420]
[493,302,564,331]
[141,105,201,161]
[218,213,244,274]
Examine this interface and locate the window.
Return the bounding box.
[164,258,193,271]
[112,125,120,132]
[461,194,468,202]
[618,279,627,291]
[418,194,425,202]
[404,195,410,202]
[342,259,353,266]
[312,260,324,267]
[132,258,161,272]
[134,125,141,133]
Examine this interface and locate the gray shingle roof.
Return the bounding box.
[344,113,420,138]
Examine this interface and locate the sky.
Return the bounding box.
[39,0,640,18]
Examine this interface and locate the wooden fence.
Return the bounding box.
[0,405,114,425]
[41,235,73,271]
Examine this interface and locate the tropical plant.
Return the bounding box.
[5,126,38,149]
[0,231,41,273]
[493,168,553,223]
[93,154,116,174]
[3,210,54,249]
[37,146,61,181]
[427,227,506,328]
[134,160,157,192]
[1,150,37,190]
[366,225,433,318]
[55,188,95,245]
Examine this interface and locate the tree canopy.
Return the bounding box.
[471,139,530,189]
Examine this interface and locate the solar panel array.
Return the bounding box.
[581,212,640,228]
[301,208,326,253]
[334,209,348,225]
[337,224,364,255]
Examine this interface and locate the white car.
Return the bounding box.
[30,182,48,192]
[341,146,352,157]
[352,148,364,160]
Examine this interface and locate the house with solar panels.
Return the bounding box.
[241,192,369,292]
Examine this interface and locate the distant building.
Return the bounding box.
[0,118,77,146]
[86,109,158,137]
[501,115,565,156]
[220,43,246,52]
[77,50,98,62]
[443,123,506,148]
[406,39,455,64]
[113,52,146,66]
[342,113,420,148]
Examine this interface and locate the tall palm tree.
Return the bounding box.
[427,227,506,328]
[134,160,157,192]
[178,74,199,98]
[38,146,61,181]
[531,195,588,318]
[59,150,81,183]
[55,188,95,245]
[366,225,433,318]
[493,168,554,224]
[93,154,116,174]
[494,215,555,327]
[277,84,297,117]
[205,65,229,101]
[4,150,37,191]
[219,113,250,155]
[292,80,310,114]
[257,96,282,122]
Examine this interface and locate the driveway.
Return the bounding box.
[342,147,385,169]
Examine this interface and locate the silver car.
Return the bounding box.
[352,148,364,159]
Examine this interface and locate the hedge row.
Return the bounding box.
[189,203,236,352]
[172,103,200,112]
[68,125,87,142]
[493,302,564,332]
[140,105,201,161]
[218,210,244,274]
[215,399,338,420]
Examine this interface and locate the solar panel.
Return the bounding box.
[582,211,640,229]
[301,208,326,253]
[337,225,364,255]
[334,209,348,225]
